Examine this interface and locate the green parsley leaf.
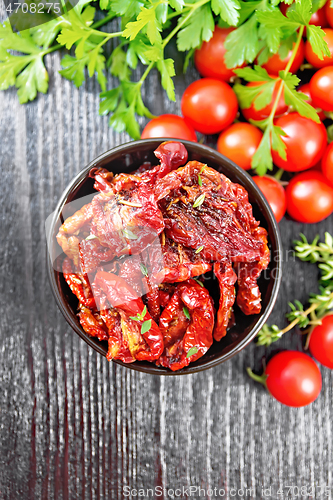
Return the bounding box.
[183,306,191,320]
[186,346,199,358]
[307,25,331,60]
[224,14,259,68]
[282,71,320,122]
[109,45,131,81]
[123,6,162,45]
[177,4,214,52]
[156,58,176,101]
[251,125,273,174]
[193,193,206,208]
[99,87,121,115]
[211,0,241,27]
[141,319,152,335]
[16,56,49,103]
[169,0,185,13]
[234,65,273,82]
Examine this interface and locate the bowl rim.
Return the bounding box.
[47,138,282,375]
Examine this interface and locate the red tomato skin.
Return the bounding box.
[194,27,241,81]
[272,113,327,172]
[242,79,288,122]
[322,141,333,185]
[141,114,197,142]
[325,1,333,29]
[305,28,333,68]
[309,315,333,369]
[298,83,325,121]
[310,66,333,111]
[286,170,333,223]
[217,123,263,170]
[181,79,238,135]
[261,39,305,75]
[252,176,286,222]
[266,351,322,407]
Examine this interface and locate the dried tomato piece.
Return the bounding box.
[62,257,96,309]
[236,226,270,315]
[94,271,164,361]
[78,304,108,341]
[157,279,214,371]
[160,233,212,283]
[213,262,237,341]
[155,161,263,263]
[136,141,188,188]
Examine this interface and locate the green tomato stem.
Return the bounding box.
[246,367,267,387]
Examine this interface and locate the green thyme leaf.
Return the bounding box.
[194,278,204,287]
[198,174,202,186]
[140,263,148,277]
[195,246,204,254]
[193,193,205,208]
[183,306,191,320]
[186,346,199,358]
[141,319,152,335]
[122,227,138,240]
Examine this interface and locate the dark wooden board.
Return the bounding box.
[0,50,332,500]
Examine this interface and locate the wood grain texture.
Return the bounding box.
[0,49,333,500]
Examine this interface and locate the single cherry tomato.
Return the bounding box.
[194,27,242,81]
[305,28,333,68]
[310,66,333,111]
[252,176,286,222]
[325,1,333,29]
[322,142,333,185]
[141,114,197,142]
[286,170,333,223]
[217,123,263,171]
[309,315,333,369]
[272,112,327,172]
[181,78,238,135]
[261,39,305,75]
[265,351,322,407]
[242,78,288,122]
[298,83,325,121]
[280,1,327,27]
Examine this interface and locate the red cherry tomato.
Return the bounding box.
[194,27,242,81]
[242,78,288,122]
[325,1,333,29]
[272,112,327,172]
[141,114,197,142]
[252,176,286,222]
[280,1,327,27]
[310,66,333,111]
[309,315,333,369]
[286,170,333,223]
[261,39,305,75]
[298,83,325,121]
[181,79,238,135]
[217,123,263,171]
[305,28,333,68]
[322,141,333,185]
[265,351,322,407]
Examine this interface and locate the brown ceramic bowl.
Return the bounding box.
[47,138,282,375]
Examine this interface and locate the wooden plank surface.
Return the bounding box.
[0,49,333,500]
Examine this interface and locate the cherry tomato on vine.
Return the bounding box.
[325,1,333,29]
[309,315,333,369]
[305,28,333,68]
[241,78,288,122]
[310,66,333,111]
[194,27,242,81]
[286,170,333,223]
[181,79,238,135]
[298,83,325,121]
[272,112,327,172]
[141,114,197,142]
[322,142,333,185]
[252,176,286,222]
[261,39,305,75]
[265,351,322,407]
[217,123,262,170]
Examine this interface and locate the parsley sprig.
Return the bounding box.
[230,0,329,174]
[1,0,242,137]
[257,233,333,347]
